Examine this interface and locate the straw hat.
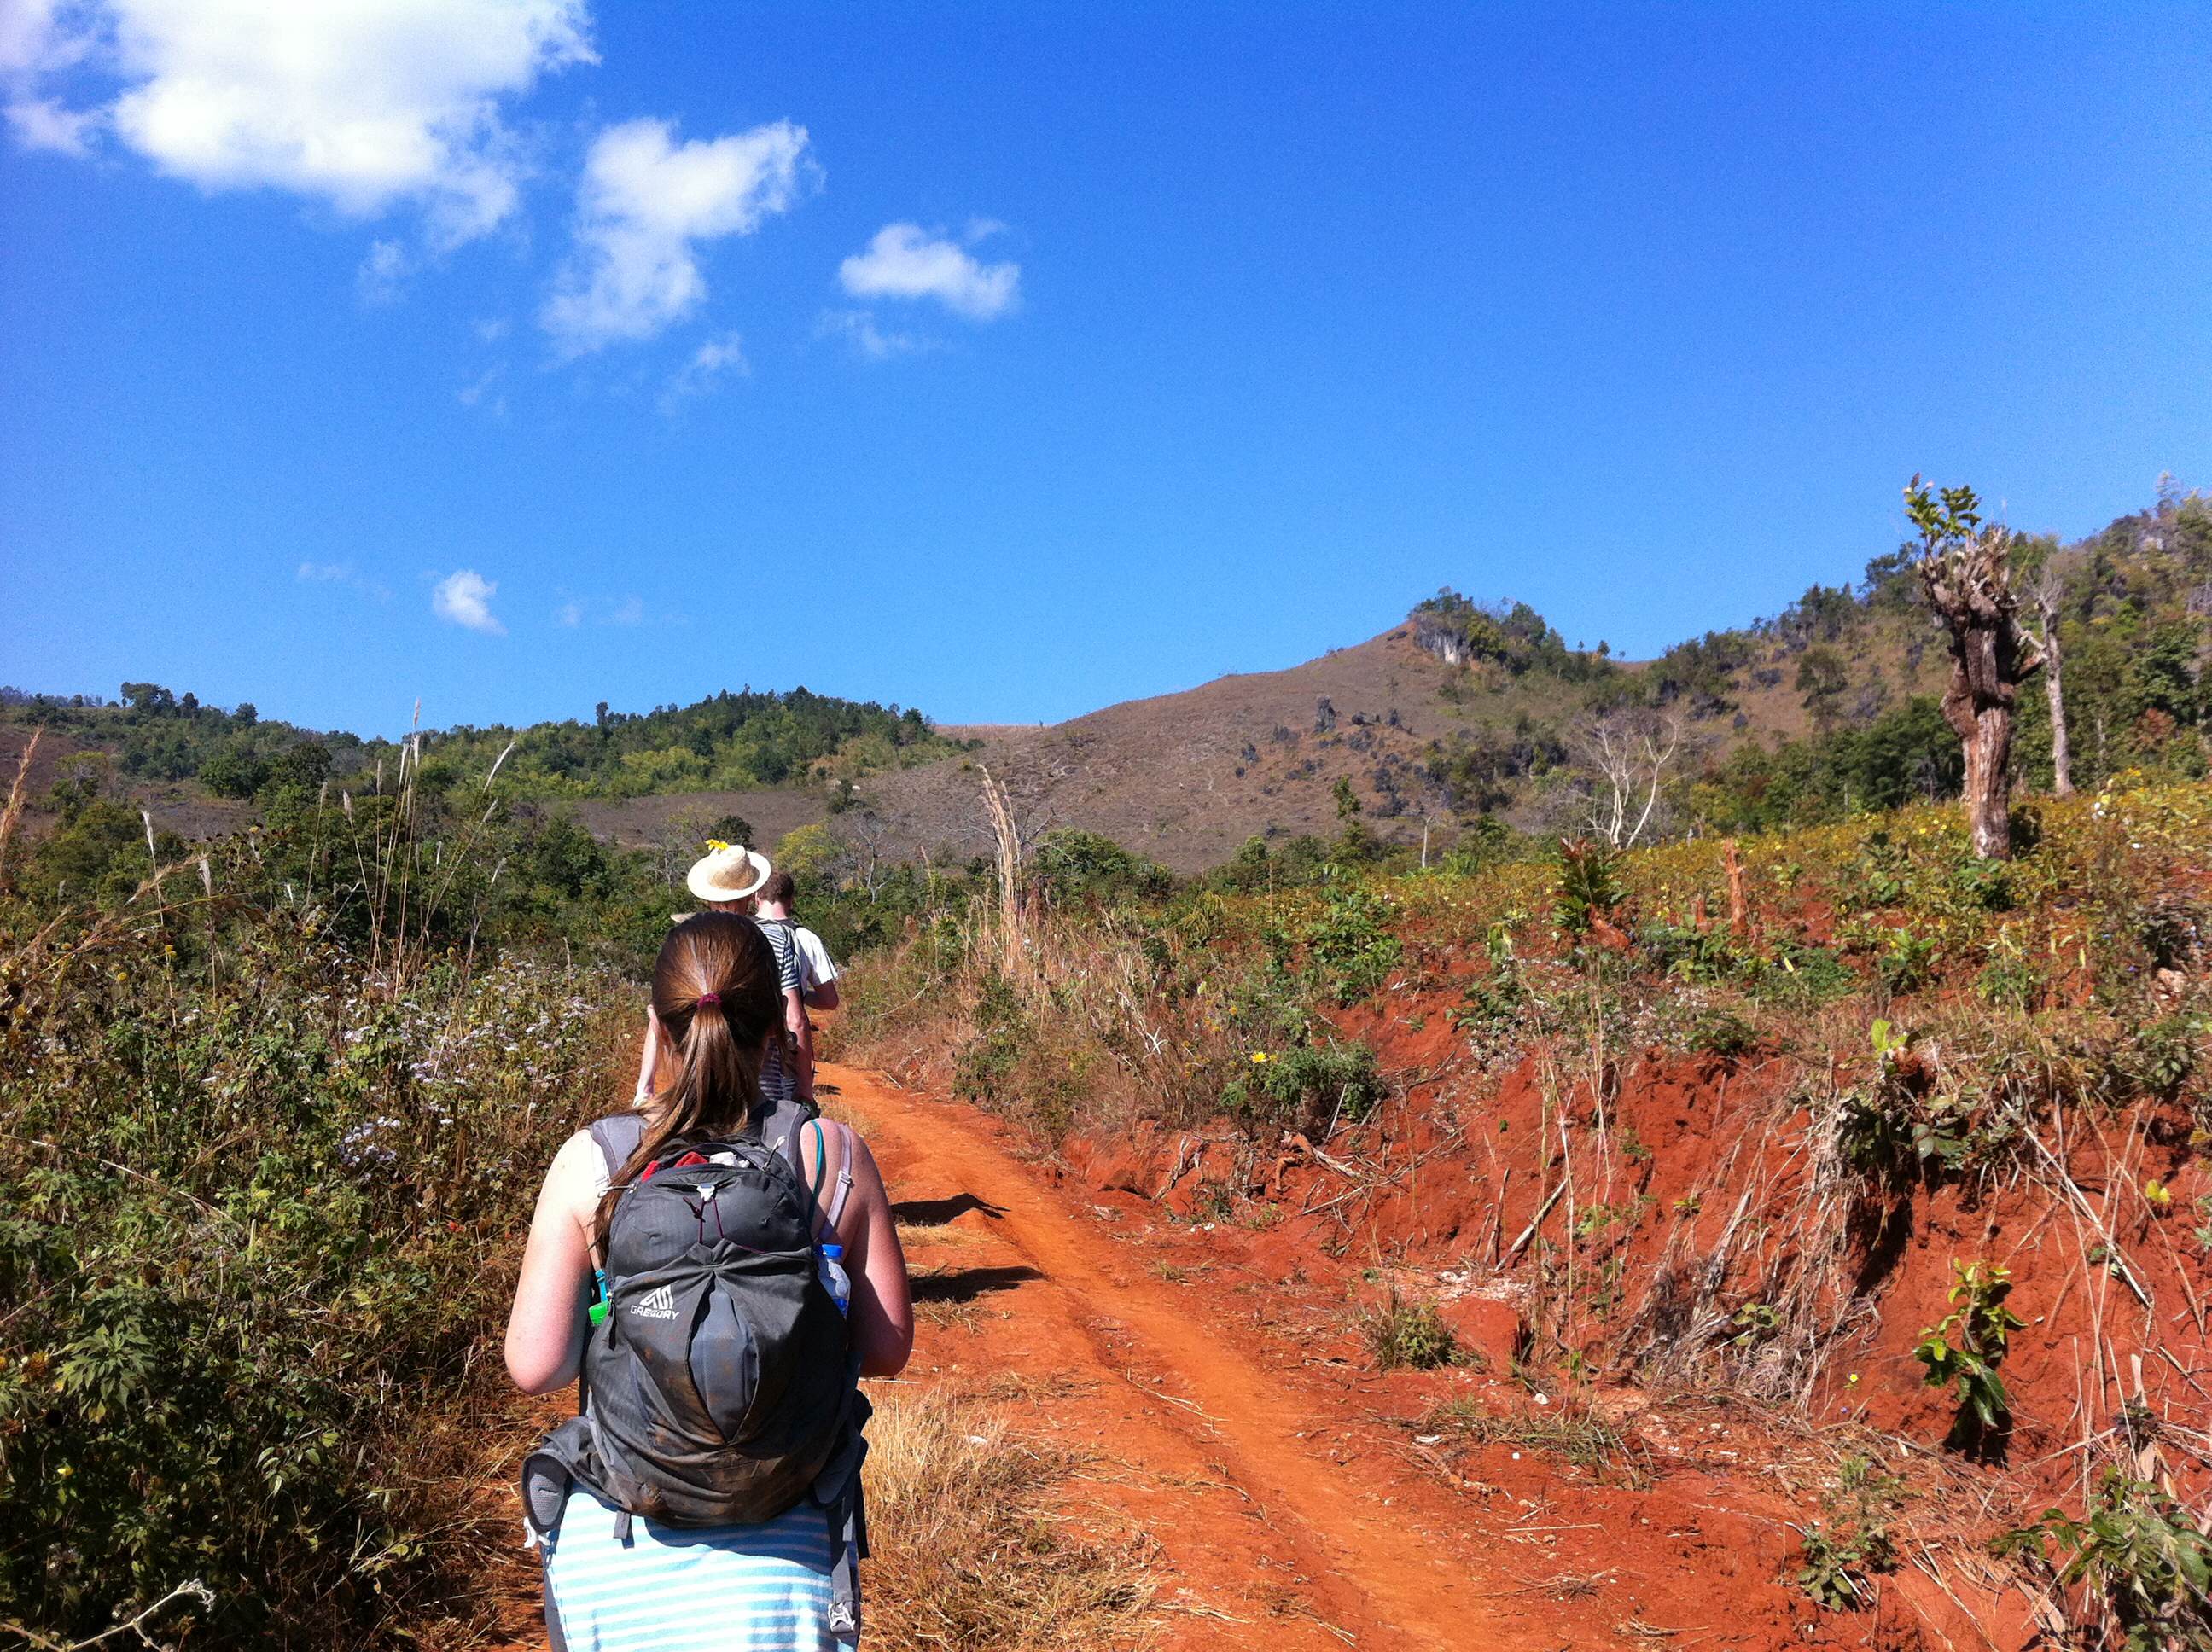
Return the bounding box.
[685,841,772,905]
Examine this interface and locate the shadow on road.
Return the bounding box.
[908,1264,1041,1303]
[892,1192,1009,1226]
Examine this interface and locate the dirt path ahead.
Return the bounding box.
[833,1062,1544,1652]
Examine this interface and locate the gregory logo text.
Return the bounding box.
[628,1284,678,1321]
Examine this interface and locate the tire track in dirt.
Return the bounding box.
[834,1062,1528,1652]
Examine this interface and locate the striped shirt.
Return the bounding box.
[544,1489,836,1652]
[753,917,804,1112]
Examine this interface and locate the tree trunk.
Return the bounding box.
[2040,611,2073,797]
[1919,522,2043,860]
[1946,683,2017,858]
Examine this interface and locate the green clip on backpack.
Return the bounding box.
[521,1114,870,1643]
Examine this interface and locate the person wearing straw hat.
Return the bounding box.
[634,841,818,1155]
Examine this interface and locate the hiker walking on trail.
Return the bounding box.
[639,842,818,1155]
[507,912,914,1651]
[755,870,840,1014]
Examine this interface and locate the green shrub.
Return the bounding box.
[1994,1469,2212,1652]
[952,969,1028,1105]
[0,905,626,1642]
[1224,1040,1383,1137]
[1553,837,1622,936]
[1875,928,1941,994]
[1361,1291,1462,1371]
[1684,1007,1759,1061]
[1796,1454,1903,1611]
[1301,886,1403,1005]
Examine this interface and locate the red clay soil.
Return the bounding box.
[472,1058,2069,1650]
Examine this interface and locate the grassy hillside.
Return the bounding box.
[847,483,2209,870]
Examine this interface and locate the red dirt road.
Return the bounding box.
[480,1062,1834,1649]
[841,1062,1522,1651]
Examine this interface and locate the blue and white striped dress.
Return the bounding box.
[542,1489,836,1652]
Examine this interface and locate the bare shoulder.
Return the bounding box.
[544,1128,602,1217]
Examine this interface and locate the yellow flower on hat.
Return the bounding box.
[705,838,732,852]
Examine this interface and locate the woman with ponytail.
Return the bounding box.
[505,914,912,1651]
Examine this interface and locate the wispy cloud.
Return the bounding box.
[357,238,407,305]
[838,222,1019,320]
[659,329,748,413]
[433,568,504,635]
[5,0,596,253]
[816,307,934,361]
[541,116,813,356]
[457,363,509,416]
[297,560,389,601]
[555,592,647,627]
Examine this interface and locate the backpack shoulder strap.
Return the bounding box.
[586,1113,649,1185]
[799,1117,860,1237]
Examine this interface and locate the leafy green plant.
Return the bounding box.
[1913,1260,2026,1452]
[1994,1469,2212,1652]
[952,969,1028,1105]
[1685,1006,1760,1061]
[0,895,626,1642]
[1301,885,1404,1005]
[1553,837,1623,937]
[1976,951,2045,1012]
[1224,1040,1384,1136]
[1876,928,1941,994]
[2123,1015,2199,1102]
[1796,1453,1904,1611]
[1361,1291,1463,1371]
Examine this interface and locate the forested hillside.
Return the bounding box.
[0,683,962,806]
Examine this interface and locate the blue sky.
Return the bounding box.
[3,3,2208,738]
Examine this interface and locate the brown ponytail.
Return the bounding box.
[595,913,782,1256]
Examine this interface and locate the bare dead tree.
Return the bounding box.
[1906,476,2045,859]
[1570,707,1685,850]
[2023,561,2074,798]
[831,809,895,897]
[978,764,1027,981]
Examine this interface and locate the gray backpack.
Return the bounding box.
[521,1114,870,1643]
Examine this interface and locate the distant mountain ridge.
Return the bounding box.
[8,484,2207,872]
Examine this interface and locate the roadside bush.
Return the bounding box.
[1301,885,1403,1005]
[1362,1291,1462,1371]
[1995,1469,2212,1652]
[1223,1040,1383,1137]
[0,899,627,1643]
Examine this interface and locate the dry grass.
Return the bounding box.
[1417,1396,1651,1487]
[863,1385,1156,1650]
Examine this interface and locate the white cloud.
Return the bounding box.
[541,115,812,356]
[838,222,1018,321]
[1,0,96,149]
[816,307,933,361]
[7,0,594,249]
[658,328,748,411]
[608,594,643,625]
[6,93,95,154]
[433,567,504,634]
[554,598,584,627]
[473,315,510,342]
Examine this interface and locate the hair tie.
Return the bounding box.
[696,992,720,1009]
